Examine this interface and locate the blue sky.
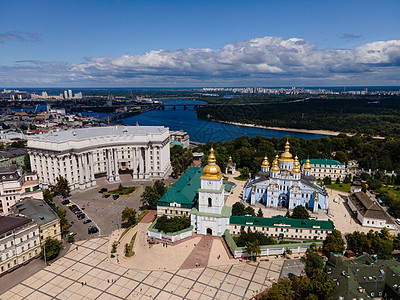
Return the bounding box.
[1,0,400,87]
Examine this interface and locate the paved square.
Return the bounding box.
[1,237,284,299]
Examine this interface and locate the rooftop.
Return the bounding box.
[328,254,400,300]
[12,198,60,226]
[348,192,393,223]
[27,126,168,142]
[230,215,335,230]
[157,167,203,207]
[0,215,33,236]
[301,158,345,166]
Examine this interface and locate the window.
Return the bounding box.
[208,198,212,207]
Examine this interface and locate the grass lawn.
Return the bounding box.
[378,186,400,201]
[234,176,248,181]
[125,232,137,257]
[108,186,138,196]
[326,183,351,193]
[118,210,149,242]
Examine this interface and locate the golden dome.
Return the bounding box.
[261,155,270,168]
[292,155,301,174]
[228,156,233,163]
[303,158,312,171]
[202,147,222,180]
[270,155,280,172]
[279,140,294,162]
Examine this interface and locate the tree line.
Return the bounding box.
[195,134,400,180]
[197,96,400,137]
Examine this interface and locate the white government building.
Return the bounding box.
[27,126,171,190]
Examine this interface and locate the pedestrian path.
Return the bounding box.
[179,235,213,269]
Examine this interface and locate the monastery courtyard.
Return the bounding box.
[1,235,284,300]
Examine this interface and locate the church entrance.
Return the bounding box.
[206,228,212,235]
[279,193,289,208]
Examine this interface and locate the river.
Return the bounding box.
[79,99,328,143]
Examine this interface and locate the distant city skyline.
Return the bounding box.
[0,0,399,87]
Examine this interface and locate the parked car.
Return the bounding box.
[74,210,83,215]
[113,194,119,200]
[69,205,78,211]
[77,214,86,220]
[83,219,92,224]
[104,194,110,198]
[66,203,74,207]
[88,226,99,234]
[99,188,108,193]
[68,232,77,236]
[61,199,70,205]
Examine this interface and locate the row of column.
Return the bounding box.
[30,144,166,189]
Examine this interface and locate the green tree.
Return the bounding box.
[121,207,137,227]
[56,209,70,234]
[23,153,31,172]
[154,215,191,233]
[40,238,62,261]
[171,158,183,178]
[346,231,370,254]
[140,180,166,209]
[53,176,70,197]
[335,177,340,184]
[239,167,250,179]
[323,176,332,186]
[291,205,310,219]
[246,240,261,260]
[244,206,255,216]
[262,278,294,300]
[43,189,53,205]
[257,208,263,217]
[323,230,345,255]
[302,249,324,277]
[232,202,246,216]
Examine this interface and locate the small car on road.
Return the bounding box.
[88,226,99,234]
[83,219,92,224]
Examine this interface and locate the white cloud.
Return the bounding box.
[1,36,400,86]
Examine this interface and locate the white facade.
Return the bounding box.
[244,143,328,213]
[0,166,43,215]
[27,126,171,190]
[0,216,40,275]
[348,192,395,230]
[191,148,230,237]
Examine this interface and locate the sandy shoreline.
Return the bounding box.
[215,120,346,136]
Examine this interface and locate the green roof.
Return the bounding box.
[224,184,233,192]
[328,254,400,299]
[301,158,344,166]
[157,167,202,208]
[230,215,334,230]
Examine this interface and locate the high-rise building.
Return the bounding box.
[63,91,68,99]
[41,91,48,98]
[68,90,72,99]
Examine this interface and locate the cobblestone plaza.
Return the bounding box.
[1,237,284,299]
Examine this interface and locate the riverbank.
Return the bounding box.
[213,120,385,139]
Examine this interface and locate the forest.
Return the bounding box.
[196,96,400,137]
